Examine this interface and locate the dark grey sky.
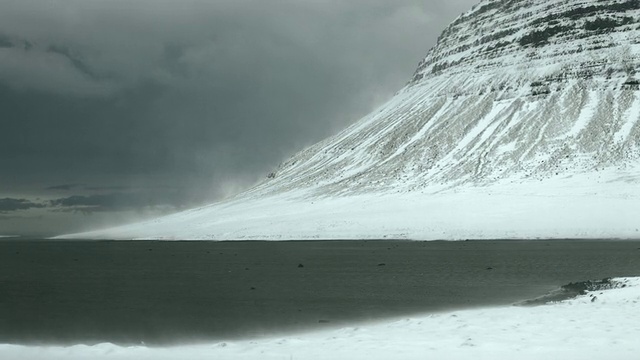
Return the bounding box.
[0,0,478,236]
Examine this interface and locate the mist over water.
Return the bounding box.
[1,239,640,346]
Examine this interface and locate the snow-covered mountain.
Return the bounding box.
[61,0,640,240]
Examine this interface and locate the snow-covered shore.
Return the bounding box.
[3,277,640,360]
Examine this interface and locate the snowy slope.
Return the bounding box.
[59,0,640,240]
[4,277,640,359]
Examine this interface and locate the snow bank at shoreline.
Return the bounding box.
[3,277,640,360]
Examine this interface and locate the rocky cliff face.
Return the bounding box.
[414,0,640,82]
[251,0,640,198]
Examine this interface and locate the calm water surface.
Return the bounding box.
[1,239,639,345]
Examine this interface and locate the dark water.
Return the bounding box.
[1,239,639,346]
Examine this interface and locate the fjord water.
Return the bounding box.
[1,239,639,346]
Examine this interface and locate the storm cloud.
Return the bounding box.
[45,184,83,191]
[0,198,46,212]
[0,0,478,235]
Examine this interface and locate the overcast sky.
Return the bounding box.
[0,0,478,236]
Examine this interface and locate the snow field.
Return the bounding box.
[59,167,640,241]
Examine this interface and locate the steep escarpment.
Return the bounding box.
[415,0,640,82]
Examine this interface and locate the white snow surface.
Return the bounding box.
[59,0,640,240]
[3,277,640,360]
[60,167,640,240]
